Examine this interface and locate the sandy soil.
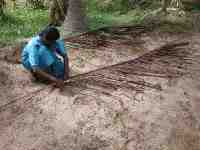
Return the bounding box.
[0,29,200,150]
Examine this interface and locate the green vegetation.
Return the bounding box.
[0,8,48,46]
[87,8,147,30]
[0,0,200,46]
[0,1,148,46]
[85,0,150,30]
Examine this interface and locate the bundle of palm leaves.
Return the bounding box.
[0,0,6,16]
[65,42,190,96]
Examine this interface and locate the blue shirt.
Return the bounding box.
[21,36,66,71]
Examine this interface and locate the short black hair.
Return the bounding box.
[39,26,60,42]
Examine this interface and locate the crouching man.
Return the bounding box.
[21,26,69,88]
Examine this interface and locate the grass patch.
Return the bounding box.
[0,3,196,46]
[86,8,147,30]
[0,6,147,46]
[0,8,48,46]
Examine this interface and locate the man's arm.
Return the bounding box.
[55,39,69,80]
[63,55,69,80]
[33,68,64,87]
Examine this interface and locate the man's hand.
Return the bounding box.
[64,73,69,81]
[55,79,65,88]
[64,55,70,81]
[32,68,65,89]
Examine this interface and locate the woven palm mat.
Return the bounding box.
[64,41,195,96]
[0,41,196,112]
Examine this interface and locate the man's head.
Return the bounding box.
[39,26,60,47]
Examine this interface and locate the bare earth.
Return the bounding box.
[0,28,200,150]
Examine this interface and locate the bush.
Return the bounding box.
[0,0,6,16]
[84,0,161,14]
[0,8,48,46]
[25,0,46,9]
[84,0,131,14]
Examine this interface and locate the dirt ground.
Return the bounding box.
[0,27,200,150]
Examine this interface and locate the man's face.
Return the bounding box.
[41,35,55,48]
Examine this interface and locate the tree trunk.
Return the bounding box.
[49,0,69,26]
[162,0,183,11]
[162,0,171,12]
[11,0,16,10]
[63,0,87,35]
[0,0,5,17]
[171,0,183,8]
